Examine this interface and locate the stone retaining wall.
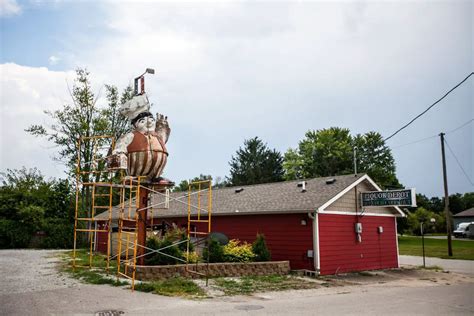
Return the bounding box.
[135,261,290,280]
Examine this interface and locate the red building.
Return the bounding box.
[95,174,404,275]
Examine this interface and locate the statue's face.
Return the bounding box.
[134,115,155,133]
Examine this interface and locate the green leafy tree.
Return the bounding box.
[284,127,353,180]
[0,168,74,248]
[173,174,213,192]
[228,137,284,186]
[283,128,401,189]
[353,132,400,188]
[406,207,445,235]
[25,69,133,219]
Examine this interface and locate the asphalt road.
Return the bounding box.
[400,255,474,275]
[1,250,473,315]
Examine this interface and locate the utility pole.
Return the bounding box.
[353,146,357,176]
[439,133,453,256]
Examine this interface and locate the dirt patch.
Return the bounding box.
[319,267,473,289]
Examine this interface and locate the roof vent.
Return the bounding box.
[297,181,306,192]
[235,188,244,193]
[326,178,336,185]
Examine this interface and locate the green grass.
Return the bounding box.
[214,275,319,295]
[60,249,127,286]
[398,236,474,260]
[134,277,206,298]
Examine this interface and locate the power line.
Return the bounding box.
[446,118,473,134]
[444,137,474,186]
[390,119,474,150]
[384,72,474,142]
[391,134,437,149]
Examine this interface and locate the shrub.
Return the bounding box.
[40,219,74,249]
[223,239,255,262]
[145,228,189,265]
[252,233,271,261]
[203,237,224,263]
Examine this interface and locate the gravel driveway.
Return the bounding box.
[0,249,79,295]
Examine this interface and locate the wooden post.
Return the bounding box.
[440,133,453,256]
[137,186,149,265]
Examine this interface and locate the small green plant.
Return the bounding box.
[252,233,271,261]
[60,250,126,287]
[214,275,320,295]
[134,277,206,298]
[203,237,225,263]
[223,239,255,262]
[145,228,190,265]
[184,251,200,263]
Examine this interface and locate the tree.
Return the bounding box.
[283,127,353,180]
[173,174,213,192]
[283,128,401,189]
[353,131,401,188]
[228,137,284,186]
[0,168,74,248]
[26,69,132,178]
[406,207,445,235]
[25,69,133,218]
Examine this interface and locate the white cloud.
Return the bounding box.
[0,63,76,178]
[1,1,472,195]
[0,0,21,17]
[48,55,60,65]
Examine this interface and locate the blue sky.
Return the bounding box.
[0,0,472,198]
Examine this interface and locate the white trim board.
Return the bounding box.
[319,210,402,217]
[318,174,406,217]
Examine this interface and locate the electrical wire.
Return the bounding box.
[446,118,473,134]
[391,119,474,150]
[384,72,474,142]
[444,137,474,186]
[391,134,438,149]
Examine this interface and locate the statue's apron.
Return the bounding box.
[126,131,168,179]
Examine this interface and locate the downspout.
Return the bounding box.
[308,209,320,274]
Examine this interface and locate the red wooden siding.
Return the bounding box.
[318,214,398,275]
[98,214,313,269]
[96,221,109,253]
[213,214,314,270]
[165,214,314,270]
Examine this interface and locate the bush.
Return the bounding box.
[145,228,189,265]
[0,219,32,248]
[252,233,271,261]
[223,239,255,262]
[203,237,224,263]
[40,219,74,249]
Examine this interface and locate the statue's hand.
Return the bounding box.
[155,113,171,143]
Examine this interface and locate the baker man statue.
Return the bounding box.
[111,93,171,183]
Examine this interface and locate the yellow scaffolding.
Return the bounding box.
[186,180,212,279]
[72,135,116,272]
[116,176,143,290]
[71,134,214,290]
[115,179,213,291]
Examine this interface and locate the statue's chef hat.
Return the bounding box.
[119,94,151,121]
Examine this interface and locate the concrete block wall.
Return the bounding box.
[135,261,290,281]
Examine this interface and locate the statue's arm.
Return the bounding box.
[113,133,134,155]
